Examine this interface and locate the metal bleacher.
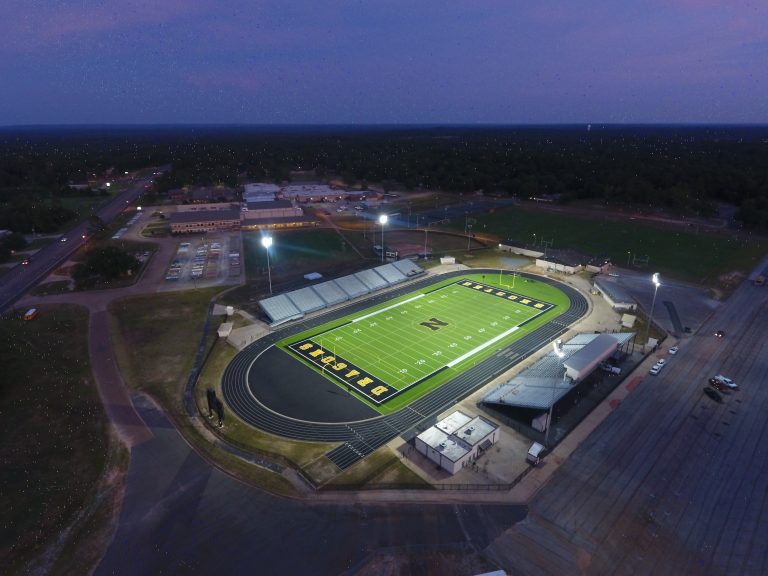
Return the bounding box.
[354,269,389,291]
[312,280,348,306]
[373,263,407,286]
[258,294,304,326]
[335,274,370,298]
[257,259,425,327]
[286,287,326,314]
[392,258,425,278]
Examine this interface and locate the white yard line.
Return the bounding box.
[447,325,520,367]
[350,293,425,323]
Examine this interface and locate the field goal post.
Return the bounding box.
[497,269,518,290]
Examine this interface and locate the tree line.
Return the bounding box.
[1,125,767,230]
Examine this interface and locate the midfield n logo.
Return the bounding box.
[419,317,449,331]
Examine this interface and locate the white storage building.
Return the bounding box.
[415,411,499,475]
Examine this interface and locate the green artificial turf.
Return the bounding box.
[280,272,569,414]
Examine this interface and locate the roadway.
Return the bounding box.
[0,175,155,314]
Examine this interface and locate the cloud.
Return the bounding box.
[0,0,211,50]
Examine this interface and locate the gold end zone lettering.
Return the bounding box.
[508,295,518,300]
[357,377,374,387]
[299,342,314,350]
[321,355,335,364]
[473,284,483,289]
[534,303,544,308]
[520,298,531,304]
[309,349,324,358]
[496,291,506,296]
[345,369,360,379]
[331,362,347,371]
[462,281,473,286]
[371,386,389,396]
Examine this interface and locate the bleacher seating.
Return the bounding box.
[286,287,326,314]
[374,263,407,286]
[312,280,348,306]
[259,294,304,326]
[392,258,425,278]
[354,269,388,291]
[257,259,425,326]
[335,274,369,298]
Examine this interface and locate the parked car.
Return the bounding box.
[668,346,679,355]
[713,375,738,390]
[649,365,661,376]
[708,378,732,394]
[703,387,724,403]
[656,358,667,367]
[714,330,725,338]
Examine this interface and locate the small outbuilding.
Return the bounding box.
[414,411,499,475]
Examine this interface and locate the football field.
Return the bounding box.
[280,273,569,414]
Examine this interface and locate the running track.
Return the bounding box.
[222,270,589,469]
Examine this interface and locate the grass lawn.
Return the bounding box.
[0,305,109,574]
[447,206,765,284]
[109,288,301,495]
[108,288,222,411]
[280,272,569,414]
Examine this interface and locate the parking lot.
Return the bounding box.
[160,234,241,290]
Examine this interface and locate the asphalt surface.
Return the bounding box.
[95,394,527,576]
[0,176,154,314]
[486,277,768,574]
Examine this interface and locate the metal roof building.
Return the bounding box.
[482,332,635,410]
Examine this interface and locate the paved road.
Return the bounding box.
[95,395,527,575]
[485,277,768,574]
[0,176,153,313]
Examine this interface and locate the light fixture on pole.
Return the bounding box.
[546,339,566,447]
[261,235,273,294]
[645,272,660,346]
[378,214,388,263]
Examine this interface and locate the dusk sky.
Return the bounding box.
[1,1,766,125]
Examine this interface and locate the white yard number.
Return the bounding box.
[415,359,426,365]
[399,368,408,374]
[490,321,498,327]
[502,315,510,320]
[478,328,486,333]
[385,316,393,321]
[448,342,458,348]
[432,350,442,356]
[353,328,362,334]
[464,335,473,340]
[335,336,343,341]
[369,322,378,327]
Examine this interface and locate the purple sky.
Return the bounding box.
[1,1,766,125]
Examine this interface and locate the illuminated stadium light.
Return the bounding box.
[262,235,273,294]
[378,214,388,263]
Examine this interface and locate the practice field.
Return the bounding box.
[280,273,570,414]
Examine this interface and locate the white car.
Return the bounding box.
[668,346,679,355]
[714,375,738,389]
[656,358,667,367]
[60,236,68,243]
[649,365,661,375]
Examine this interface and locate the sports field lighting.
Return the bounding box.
[378,214,388,263]
[645,273,661,347]
[546,339,565,447]
[262,235,273,295]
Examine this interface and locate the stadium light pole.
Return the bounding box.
[546,339,566,447]
[378,214,388,263]
[645,273,661,347]
[262,235,273,295]
[467,224,473,251]
[424,225,429,260]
